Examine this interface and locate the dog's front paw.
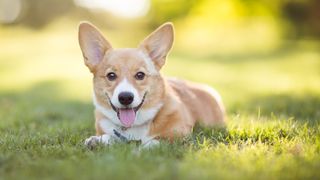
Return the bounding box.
[84,136,101,148]
[141,139,159,149]
[84,134,111,149]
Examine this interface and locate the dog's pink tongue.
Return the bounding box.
[119,108,135,127]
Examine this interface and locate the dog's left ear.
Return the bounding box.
[139,22,174,70]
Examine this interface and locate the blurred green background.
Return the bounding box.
[1,0,319,113]
[0,0,320,179]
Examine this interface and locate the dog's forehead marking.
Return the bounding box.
[104,49,158,75]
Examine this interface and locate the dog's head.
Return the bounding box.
[78,22,174,128]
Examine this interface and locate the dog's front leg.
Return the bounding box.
[84,134,111,148]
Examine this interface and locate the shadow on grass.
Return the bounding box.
[229,93,320,122]
[0,80,94,131]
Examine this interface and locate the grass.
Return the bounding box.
[0,22,320,179]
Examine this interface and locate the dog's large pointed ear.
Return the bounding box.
[78,22,112,72]
[139,22,174,70]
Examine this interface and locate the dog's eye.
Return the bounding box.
[106,72,117,81]
[135,72,145,80]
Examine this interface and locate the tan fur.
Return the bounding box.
[79,22,225,142]
[149,78,225,140]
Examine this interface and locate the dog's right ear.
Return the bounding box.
[78,22,112,72]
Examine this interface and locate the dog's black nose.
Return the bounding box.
[118,92,134,106]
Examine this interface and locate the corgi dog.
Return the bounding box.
[78,22,225,148]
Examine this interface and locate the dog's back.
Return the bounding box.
[167,78,225,126]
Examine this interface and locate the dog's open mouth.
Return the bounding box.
[108,92,147,128]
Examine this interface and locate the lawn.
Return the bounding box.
[0,23,320,179]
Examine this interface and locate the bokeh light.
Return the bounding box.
[74,0,150,18]
[0,0,22,23]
